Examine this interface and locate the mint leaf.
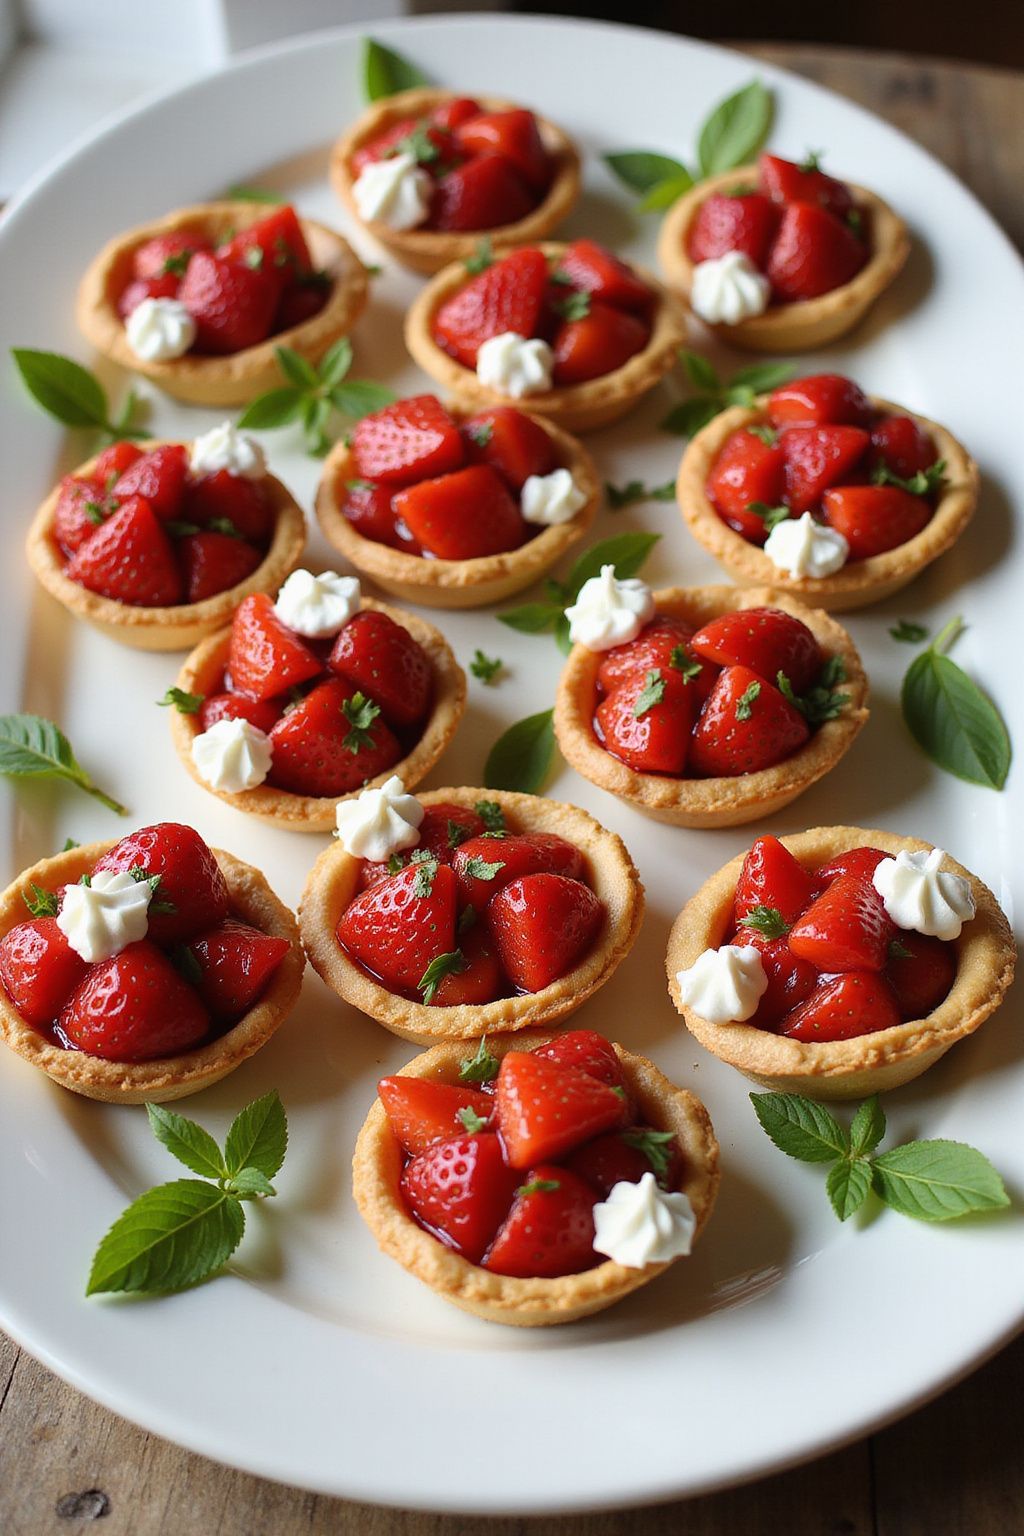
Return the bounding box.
[475,800,505,834]
[747,423,779,447]
[318,337,353,388]
[469,650,503,685]
[0,714,127,814]
[457,1106,489,1135]
[237,386,306,430]
[850,1095,886,1157]
[901,617,1010,789]
[565,532,660,600]
[12,348,107,429]
[750,1092,849,1163]
[447,819,472,849]
[554,290,591,322]
[419,949,467,1004]
[605,478,676,511]
[697,79,774,177]
[604,149,690,195]
[633,668,666,718]
[517,1178,561,1196]
[738,904,790,940]
[888,938,913,961]
[461,855,504,882]
[227,184,283,204]
[660,396,724,437]
[748,501,791,533]
[621,1128,678,1182]
[464,237,494,275]
[341,691,381,752]
[146,1104,226,1180]
[871,459,946,496]
[498,601,562,635]
[22,881,58,918]
[158,686,203,715]
[412,852,439,897]
[223,1090,288,1180]
[871,1140,1010,1221]
[330,381,396,419]
[459,1036,499,1084]
[890,620,929,644]
[276,345,320,389]
[777,668,849,726]
[485,709,556,795]
[227,1167,277,1200]
[638,171,696,211]
[727,361,796,394]
[86,1180,244,1296]
[735,681,760,720]
[363,36,430,101]
[827,1157,873,1221]
[669,647,702,681]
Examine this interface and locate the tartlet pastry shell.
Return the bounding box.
[76,201,370,406]
[315,407,600,609]
[25,440,306,652]
[299,787,645,1043]
[554,585,869,828]
[676,397,978,611]
[0,842,305,1103]
[330,88,582,275]
[657,167,910,351]
[405,243,687,433]
[352,1032,719,1326]
[170,597,466,831]
[666,826,1016,1100]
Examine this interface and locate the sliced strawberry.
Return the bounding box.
[227,593,323,701]
[688,665,810,778]
[199,692,280,735]
[337,861,458,997]
[93,442,144,482]
[433,154,534,233]
[781,971,902,1042]
[53,475,111,556]
[552,301,649,387]
[733,835,816,927]
[788,874,893,973]
[378,1076,495,1156]
[687,191,779,267]
[183,470,273,543]
[351,395,464,488]
[274,279,329,331]
[340,479,403,548]
[64,497,183,607]
[781,425,871,513]
[178,250,278,354]
[566,1127,683,1197]
[401,1132,519,1264]
[393,464,526,560]
[0,917,88,1029]
[94,822,230,945]
[432,247,548,368]
[461,406,556,490]
[690,607,823,694]
[869,414,937,479]
[456,109,551,193]
[133,230,209,281]
[328,610,432,729]
[766,202,867,302]
[452,832,584,910]
[532,1029,628,1093]
[813,846,889,890]
[268,678,400,798]
[428,922,505,1006]
[60,939,210,1061]
[554,239,652,315]
[495,1050,626,1169]
[705,428,787,541]
[484,1163,597,1277]
[766,373,872,428]
[596,615,716,704]
[595,666,699,775]
[822,485,932,559]
[117,274,179,319]
[350,116,423,174]
[739,929,818,1027]
[430,97,482,132]
[185,918,288,1021]
[111,444,189,522]
[488,874,603,994]
[358,803,487,888]
[885,932,956,1018]
[758,152,854,220]
[219,204,312,280]
[179,531,263,603]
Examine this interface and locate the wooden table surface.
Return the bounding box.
[2,41,1022,1536]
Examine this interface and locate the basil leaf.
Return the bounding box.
[86,1180,244,1295]
[146,1104,226,1181]
[871,1140,1010,1221]
[660,396,722,437]
[901,626,1010,789]
[228,1167,277,1200]
[223,1089,288,1180]
[849,1095,886,1158]
[638,172,695,211]
[565,532,660,600]
[0,713,127,814]
[237,387,306,430]
[275,345,320,389]
[728,360,796,394]
[485,709,556,795]
[363,37,429,101]
[11,348,109,429]
[827,1157,873,1221]
[697,79,774,177]
[330,381,397,419]
[227,184,283,204]
[750,1092,850,1163]
[318,336,353,388]
[604,150,690,194]
[498,602,562,635]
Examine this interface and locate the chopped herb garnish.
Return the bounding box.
[739,904,790,940]
[418,949,467,1004]
[157,687,204,715]
[459,1035,499,1083]
[633,668,667,718]
[341,692,380,752]
[469,650,503,685]
[735,681,761,720]
[475,800,505,834]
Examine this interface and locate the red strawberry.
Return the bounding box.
[132,230,209,281]
[705,428,787,541]
[64,497,183,607]
[595,666,699,775]
[688,665,810,778]
[328,610,431,729]
[94,822,230,945]
[483,1164,598,1277]
[274,280,329,331]
[178,250,279,354]
[596,616,716,704]
[566,1127,683,1197]
[488,874,603,993]
[432,247,548,367]
[337,861,457,996]
[733,835,816,927]
[456,109,551,192]
[179,531,263,603]
[428,923,505,1007]
[788,875,893,973]
[552,301,649,387]
[228,593,323,701]
[53,476,111,555]
[351,395,464,487]
[358,803,487,888]
[781,425,871,512]
[183,470,273,543]
[430,97,482,132]
[0,918,88,1029]
[401,1133,519,1264]
[433,155,534,233]
[60,939,210,1061]
[350,116,425,173]
[532,1029,628,1093]
[93,442,143,482]
[341,479,403,548]
[495,1050,626,1168]
[687,192,779,267]
[554,240,652,315]
[185,918,288,1021]
[219,205,312,279]
[199,692,280,735]
[885,932,956,1018]
[378,1076,496,1156]
[739,929,818,1027]
[766,203,866,302]
[782,972,902,1042]
[758,152,854,220]
[766,373,872,428]
[267,679,400,797]
[117,274,179,318]
[813,846,889,889]
[112,444,189,522]
[869,414,937,479]
[452,832,585,910]
[690,607,823,694]
[461,406,556,490]
[822,485,932,559]
[393,464,526,559]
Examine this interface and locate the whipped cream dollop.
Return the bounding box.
[520,468,588,527]
[564,564,656,652]
[125,297,197,361]
[872,848,976,941]
[335,775,425,861]
[352,153,432,230]
[676,943,767,1024]
[476,332,554,398]
[690,251,771,325]
[273,569,361,639]
[592,1172,697,1268]
[57,870,153,963]
[763,511,849,579]
[192,717,272,793]
[189,421,266,479]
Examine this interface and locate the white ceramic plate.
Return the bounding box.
[0,16,1021,1516]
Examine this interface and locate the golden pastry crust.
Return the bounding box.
[676,396,978,612]
[24,440,306,652]
[315,406,600,609]
[657,167,910,351]
[169,597,466,832]
[0,842,305,1104]
[299,787,645,1043]
[666,826,1016,1100]
[405,243,687,433]
[330,88,582,275]
[76,201,370,406]
[554,585,868,828]
[352,1031,719,1326]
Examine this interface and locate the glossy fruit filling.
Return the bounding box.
[591,605,849,779]
[0,823,289,1061]
[380,1031,685,1275]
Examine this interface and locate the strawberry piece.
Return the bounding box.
[739,929,818,1027]
[393,464,526,560]
[60,939,210,1061]
[456,109,551,193]
[766,373,873,428]
[378,1076,496,1156]
[219,204,312,279]
[705,428,787,541]
[185,918,288,1021]
[452,832,585,910]
[566,1127,683,1198]
[822,485,932,559]
[552,301,649,387]
[132,231,209,281]
[432,247,548,367]
[596,616,716,704]
[782,971,902,1043]
[428,922,505,1006]
[268,678,400,798]
[199,692,280,735]
[484,1163,598,1278]
[0,918,88,1029]
[358,803,487,888]
[766,202,867,302]
[274,280,329,331]
[350,116,423,173]
[328,610,432,729]
[401,1133,519,1264]
[338,862,457,997]
[689,665,810,778]
[433,154,534,233]
[690,607,823,694]
[64,497,183,607]
[461,406,556,490]
[178,250,278,354]
[495,1050,626,1169]
[733,835,816,927]
[112,444,189,522]
[430,97,482,131]
[94,822,230,945]
[789,875,893,973]
[554,239,652,315]
[687,192,779,267]
[53,476,111,556]
[781,424,871,513]
[532,1029,628,1093]
[885,932,956,1018]
[351,395,464,488]
[179,531,263,603]
[183,470,273,543]
[595,666,699,775]
[869,414,936,479]
[341,479,403,548]
[93,443,143,482]
[488,874,603,994]
[758,152,854,220]
[814,846,889,889]
[228,593,323,701]
[117,274,179,319]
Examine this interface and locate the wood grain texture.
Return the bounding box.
[1,42,1022,1536]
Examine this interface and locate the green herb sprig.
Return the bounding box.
[605,478,676,511]
[469,650,504,685]
[0,715,127,815]
[499,531,660,654]
[901,617,1011,790]
[485,709,557,796]
[363,37,430,101]
[237,340,394,457]
[12,349,149,444]
[661,352,795,438]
